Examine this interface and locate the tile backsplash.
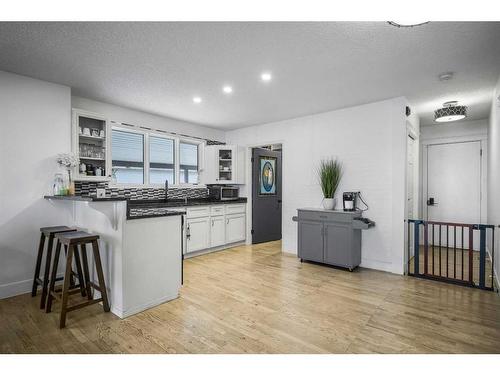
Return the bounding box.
[75,181,208,200]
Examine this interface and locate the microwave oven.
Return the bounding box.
[207,185,239,201]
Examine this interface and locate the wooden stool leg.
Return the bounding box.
[59,244,75,329]
[91,240,110,312]
[73,247,87,297]
[31,233,46,297]
[63,246,76,289]
[40,234,54,309]
[80,244,93,300]
[46,240,61,313]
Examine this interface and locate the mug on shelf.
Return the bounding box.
[82,127,91,136]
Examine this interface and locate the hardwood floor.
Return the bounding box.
[1,240,499,353]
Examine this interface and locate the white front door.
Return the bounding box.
[425,141,482,248]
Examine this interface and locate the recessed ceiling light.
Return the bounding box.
[434,101,467,123]
[193,96,202,104]
[261,72,272,82]
[223,86,233,94]
[438,72,454,81]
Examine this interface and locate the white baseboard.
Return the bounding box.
[184,241,246,259]
[360,258,403,275]
[0,272,67,300]
[0,278,34,300]
[0,273,65,300]
[111,292,180,319]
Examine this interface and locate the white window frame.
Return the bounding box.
[109,124,205,188]
[178,138,201,185]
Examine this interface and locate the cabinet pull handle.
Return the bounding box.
[212,220,214,227]
[227,219,229,224]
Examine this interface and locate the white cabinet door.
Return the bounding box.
[225,213,246,244]
[202,145,245,185]
[210,215,226,247]
[186,217,210,253]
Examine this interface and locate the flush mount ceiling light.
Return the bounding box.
[223,85,233,94]
[192,96,202,104]
[434,101,467,123]
[438,72,454,81]
[261,72,272,82]
[387,21,430,28]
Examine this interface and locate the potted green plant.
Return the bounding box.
[318,158,342,210]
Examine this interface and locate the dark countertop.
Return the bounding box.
[127,198,247,219]
[127,207,185,220]
[44,195,247,206]
[45,195,247,220]
[128,197,248,208]
[44,195,127,202]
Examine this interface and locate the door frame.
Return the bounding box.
[251,147,282,244]
[421,134,487,225]
[242,140,285,251]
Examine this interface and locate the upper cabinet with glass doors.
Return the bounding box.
[201,145,245,185]
[72,109,111,181]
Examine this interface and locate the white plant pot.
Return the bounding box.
[322,198,336,210]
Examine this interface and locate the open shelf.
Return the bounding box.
[79,134,105,141]
[79,157,105,161]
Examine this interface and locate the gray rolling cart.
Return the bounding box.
[292,208,374,271]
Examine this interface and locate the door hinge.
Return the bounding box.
[480,149,483,156]
[251,229,254,234]
[251,157,254,163]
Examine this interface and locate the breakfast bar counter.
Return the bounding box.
[44,195,183,318]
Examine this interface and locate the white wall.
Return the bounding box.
[420,119,488,141]
[0,73,226,300]
[0,71,74,299]
[72,96,225,142]
[226,97,409,274]
[487,75,500,288]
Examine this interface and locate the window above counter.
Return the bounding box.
[72,108,206,187]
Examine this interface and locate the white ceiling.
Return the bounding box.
[1,22,499,129]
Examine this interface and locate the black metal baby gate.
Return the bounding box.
[407,220,495,291]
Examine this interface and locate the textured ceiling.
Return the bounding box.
[0,22,499,129]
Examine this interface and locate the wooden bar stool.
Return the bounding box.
[46,231,110,328]
[32,226,84,309]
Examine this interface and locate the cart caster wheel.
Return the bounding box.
[348,268,353,272]
[300,258,303,263]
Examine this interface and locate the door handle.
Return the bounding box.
[427,197,437,206]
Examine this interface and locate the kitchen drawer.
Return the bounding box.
[210,205,225,216]
[186,206,210,218]
[298,209,359,224]
[225,203,246,215]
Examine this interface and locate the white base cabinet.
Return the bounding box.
[210,215,226,247]
[225,214,246,243]
[184,203,246,256]
[186,217,210,253]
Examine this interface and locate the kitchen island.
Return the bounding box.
[44,195,184,318]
